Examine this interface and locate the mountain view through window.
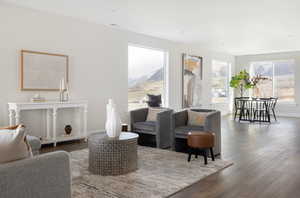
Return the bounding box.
[128,45,165,110]
[250,60,295,102]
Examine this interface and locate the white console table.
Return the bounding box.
[8,101,88,146]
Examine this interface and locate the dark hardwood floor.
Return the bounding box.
[42,116,300,198]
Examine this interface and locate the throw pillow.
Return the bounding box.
[188,110,209,126]
[0,125,32,164]
[146,108,165,122]
[146,94,162,107]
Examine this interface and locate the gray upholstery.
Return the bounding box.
[0,151,71,198]
[130,108,173,149]
[172,109,221,155]
[132,121,156,134]
[27,135,41,155]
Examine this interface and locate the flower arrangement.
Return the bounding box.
[230,70,271,97]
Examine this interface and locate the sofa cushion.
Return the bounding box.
[0,125,32,164]
[133,121,156,134]
[188,110,209,126]
[174,125,205,138]
[146,108,165,121]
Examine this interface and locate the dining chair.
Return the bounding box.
[253,99,271,123]
[240,99,252,121]
[234,98,243,120]
[269,97,278,121]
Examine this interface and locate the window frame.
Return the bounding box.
[127,43,169,110]
[249,59,296,103]
[211,60,231,104]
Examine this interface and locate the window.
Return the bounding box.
[211,60,231,103]
[128,45,167,111]
[250,60,295,102]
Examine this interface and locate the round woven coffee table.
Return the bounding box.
[88,132,139,176]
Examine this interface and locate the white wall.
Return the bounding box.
[0,4,235,137]
[236,52,300,117]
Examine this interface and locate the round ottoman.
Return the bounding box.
[187,131,215,165]
[88,132,139,175]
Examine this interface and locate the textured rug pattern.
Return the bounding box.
[71,147,232,198]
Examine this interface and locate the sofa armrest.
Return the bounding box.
[0,151,71,198]
[203,111,221,133]
[203,111,221,155]
[156,109,173,148]
[130,108,148,127]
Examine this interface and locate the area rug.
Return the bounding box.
[71,146,232,198]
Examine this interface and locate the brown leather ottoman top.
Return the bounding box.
[187,131,215,149]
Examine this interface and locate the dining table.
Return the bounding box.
[235,97,275,123]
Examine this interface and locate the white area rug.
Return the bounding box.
[71,146,232,198]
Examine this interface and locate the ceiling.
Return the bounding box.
[3,0,300,55]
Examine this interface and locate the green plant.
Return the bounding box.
[230,70,271,97]
[230,70,254,97]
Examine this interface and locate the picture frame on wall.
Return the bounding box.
[20,50,69,91]
[182,53,203,108]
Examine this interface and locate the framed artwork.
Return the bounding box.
[20,50,69,91]
[182,53,203,108]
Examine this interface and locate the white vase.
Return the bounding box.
[105,99,121,138]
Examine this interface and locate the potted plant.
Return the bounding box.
[230,70,254,97]
[230,70,271,97]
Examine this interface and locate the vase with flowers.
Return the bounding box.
[230,70,271,97]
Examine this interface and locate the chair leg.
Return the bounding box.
[187,148,192,162]
[259,111,262,123]
[210,148,215,161]
[272,109,277,121]
[203,149,208,165]
[234,110,238,120]
[267,110,271,123]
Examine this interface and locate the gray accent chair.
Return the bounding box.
[130,108,173,149]
[172,109,221,155]
[0,151,71,198]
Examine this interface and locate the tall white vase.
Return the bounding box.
[105,99,121,138]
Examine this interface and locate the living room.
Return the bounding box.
[1,1,299,198]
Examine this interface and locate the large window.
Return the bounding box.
[211,60,231,103]
[128,45,167,110]
[250,60,295,102]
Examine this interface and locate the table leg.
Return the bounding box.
[46,109,51,140]
[15,109,20,125]
[83,105,88,141]
[53,108,57,147]
[9,109,14,126]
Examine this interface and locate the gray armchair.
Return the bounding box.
[0,151,71,198]
[130,108,173,149]
[172,109,221,155]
